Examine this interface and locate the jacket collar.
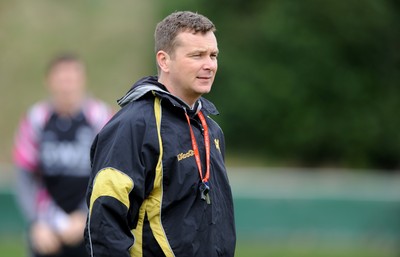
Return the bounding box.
[117,76,219,116]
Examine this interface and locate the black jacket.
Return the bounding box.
[85,76,236,257]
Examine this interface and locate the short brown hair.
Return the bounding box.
[154,11,216,54]
[46,53,84,75]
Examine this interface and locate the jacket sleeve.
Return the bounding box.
[13,106,43,225]
[84,105,158,257]
[14,167,40,224]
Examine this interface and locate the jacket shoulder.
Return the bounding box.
[99,96,155,137]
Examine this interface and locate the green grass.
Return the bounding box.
[1,236,399,257]
[236,244,398,257]
[0,236,28,257]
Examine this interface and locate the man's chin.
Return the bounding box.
[197,88,212,95]
[195,83,212,92]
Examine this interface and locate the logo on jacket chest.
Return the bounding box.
[214,139,221,153]
[177,149,194,161]
[177,138,221,161]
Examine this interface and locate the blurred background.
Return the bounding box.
[1,0,400,256]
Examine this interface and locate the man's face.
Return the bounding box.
[166,30,218,105]
[46,61,86,113]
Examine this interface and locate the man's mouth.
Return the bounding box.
[197,76,212,80]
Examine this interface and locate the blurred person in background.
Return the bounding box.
[13,53,113,257]
[84,11,236,257]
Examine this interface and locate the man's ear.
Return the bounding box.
[156,50,170,73]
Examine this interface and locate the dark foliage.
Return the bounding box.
[161,0,400,169]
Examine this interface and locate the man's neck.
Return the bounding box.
[158,77,198,108]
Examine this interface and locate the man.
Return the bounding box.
[85,11,236,257]
[13,54,113,257]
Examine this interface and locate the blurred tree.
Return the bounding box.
[161,0,400,170]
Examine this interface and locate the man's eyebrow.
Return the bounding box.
[190,48,219,54]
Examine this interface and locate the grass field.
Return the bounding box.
[237,240,399,257]
[1,236,398,257]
